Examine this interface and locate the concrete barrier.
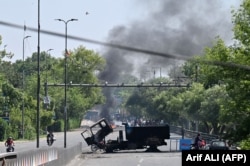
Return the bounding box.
[45,142,82,166]
[0,152,17,166]
[168,139,180,152]
[1,148,58,166]
[0,142,82,166]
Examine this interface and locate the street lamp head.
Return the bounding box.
[24,35,31,40]
[47,48,53,52]
[70,19,78,21]
[55,18,78,23]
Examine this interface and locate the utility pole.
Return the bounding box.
[22,35,31,139]
[55,18,78,148]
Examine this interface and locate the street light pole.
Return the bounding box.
[37,0,41,148]
[55,18,78,148]
[22,35,31,139]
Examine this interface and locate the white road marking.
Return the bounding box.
[137,158,144,166]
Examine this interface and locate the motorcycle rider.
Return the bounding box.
[47,131,54,145]
[194,133,202,150]
[5,137,15,152]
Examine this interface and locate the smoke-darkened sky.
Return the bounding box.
[100,0,239,81]
[97,0,240,120]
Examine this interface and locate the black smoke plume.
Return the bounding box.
[98,0,238,120]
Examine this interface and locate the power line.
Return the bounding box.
[1,20,250,71]
[0,21,186,60]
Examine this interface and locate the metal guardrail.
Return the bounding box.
[170,125,219,142]
[168,125,220,152]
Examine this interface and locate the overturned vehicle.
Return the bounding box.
[81,118,170,153]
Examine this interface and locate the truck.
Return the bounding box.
[81,118,170,153]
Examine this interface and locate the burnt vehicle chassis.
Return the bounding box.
[81,118,170,153]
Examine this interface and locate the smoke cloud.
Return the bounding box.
[98,0,238,120]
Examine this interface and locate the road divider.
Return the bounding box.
[0,142,82,166]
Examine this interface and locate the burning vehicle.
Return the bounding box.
[81,118,170,153]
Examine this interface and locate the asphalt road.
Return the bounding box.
[0,125,183,166]
[67,151,182,166]
[66,127,183,166]
[0,129,85,153]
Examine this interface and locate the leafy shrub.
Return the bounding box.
[239,135,250,150]
[25,125,36,140]
[0,119,10,141]
[68,118,80,130]
[53,119,64,132]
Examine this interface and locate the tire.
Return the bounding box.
[6,146,14,152]
[91,144,99,152]
[47,137,54,146]
[105,147,114,153]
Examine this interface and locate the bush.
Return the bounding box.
[68,118,80,130]
[53,119,64,132]
[0,119,10,141]
[239,135,250,150]
[25,125,36,140]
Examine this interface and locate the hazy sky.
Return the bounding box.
[0,0,144,61]
[0,0,241,64]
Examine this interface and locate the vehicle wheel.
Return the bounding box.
[48,137,54,146]
[6,147,12,152]
[105,147,114,153]
[91,144,99,152]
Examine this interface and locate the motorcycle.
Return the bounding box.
[190,143,197,150]
[6,144,15,152]
[47,135,56,146]
[190,140,206,150]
